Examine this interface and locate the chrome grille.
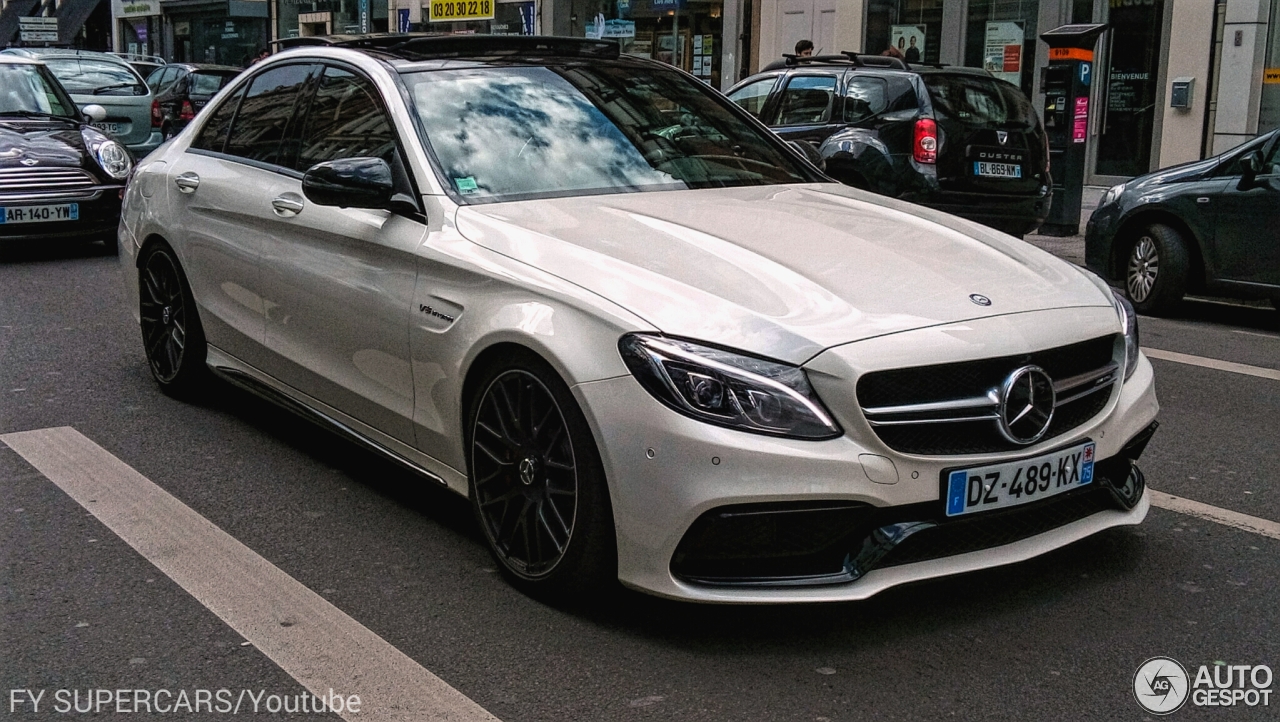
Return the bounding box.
[0,167,99,200]
[857,335,1120,455]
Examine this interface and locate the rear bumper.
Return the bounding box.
[0,191,123,242]
[903,187,1052,236]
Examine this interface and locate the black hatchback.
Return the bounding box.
[1085,130,1280,315]
[0,57,131,249]
[146,63,242,140]
[727,55,1051,237]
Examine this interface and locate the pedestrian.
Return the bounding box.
[882,44,905,60]
[251,48,270,65]
[795,39,814,58]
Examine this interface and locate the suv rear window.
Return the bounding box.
[922,74,1035,127]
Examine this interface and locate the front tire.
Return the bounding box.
[139,243,208,397]
[1124,223,1189,316]
[467,353,616,599]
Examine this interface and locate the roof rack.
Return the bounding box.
[763,52,909,71]
[272,33,621,60]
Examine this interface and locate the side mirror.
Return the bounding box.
[788,139,826,172]
[81,104,107,123]
[302,157,395,210]
[1239,149,1264,190]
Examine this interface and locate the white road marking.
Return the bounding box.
[1,427,499,722]
[1149,489,1280,542]
[1143,347,1280,382]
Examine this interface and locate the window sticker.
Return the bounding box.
[454,176,479,194]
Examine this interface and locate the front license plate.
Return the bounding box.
[0,203,80,224]
[973,161,1022,178]
[944,441,1095,517]
[91,121,126,135]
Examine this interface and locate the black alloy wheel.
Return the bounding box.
[468,357,615,596]
[139,244,207,395]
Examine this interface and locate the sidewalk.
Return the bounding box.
[1022,185,1106,266]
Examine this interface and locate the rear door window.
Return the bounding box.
[190,84,245,153]
[223,63,315,168]
[726,77,779,119]
[922,74,1035,127]
[772,75,839,126]
[844,76,888,123]
[294,65,397,172]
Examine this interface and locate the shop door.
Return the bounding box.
[1093,0,1164,179]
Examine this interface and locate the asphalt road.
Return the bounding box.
[2,240,1278,721]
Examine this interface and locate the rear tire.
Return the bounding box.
[1124,223,1189,316]
[138,242,209,397]
[466,351,616,600]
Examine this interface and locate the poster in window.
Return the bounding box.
[984,21,1023,85]
[890,25,925,64]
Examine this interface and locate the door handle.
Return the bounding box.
[174,172,199,193]
[271,194,305,217]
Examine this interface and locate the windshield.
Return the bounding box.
[402,63,814,203]
[922,74,1036,127]
[43,57,147,96]
[0,63,76,117]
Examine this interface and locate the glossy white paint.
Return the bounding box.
[120,46,1159,602]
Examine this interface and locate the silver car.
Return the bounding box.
[2,48,161,158]
[118,35,1159,603]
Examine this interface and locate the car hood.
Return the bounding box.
[0,118,88,170]
[1133,156,1218,187]
[453,183,1113,364]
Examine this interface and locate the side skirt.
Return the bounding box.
[205,345,468,496]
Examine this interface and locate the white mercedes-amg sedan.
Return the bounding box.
[118,35,1159,603]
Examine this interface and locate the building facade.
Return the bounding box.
[753,0,1279,182]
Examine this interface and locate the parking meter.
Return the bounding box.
[1038,23,1107,236]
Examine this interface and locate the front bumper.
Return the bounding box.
[0,190,123,242]
[1084,204,1122,280]
[574,319,1158,603]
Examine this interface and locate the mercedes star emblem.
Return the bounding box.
[969,293,992,306]
[997,365,1056,444]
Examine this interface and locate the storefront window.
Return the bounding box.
[864,0,942,65]
[1259,0,1280,133]
[420,0,536,35]
[278,0,389,40]
[119,17,159,56]
[963,0,1037,97]
[1095,0,1164,177]
[574,0,723,87]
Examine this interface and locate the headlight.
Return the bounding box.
[81,127,133,180]
[1113,290,1140,380]
[619,334,842,440]
[1100,182,1126,207]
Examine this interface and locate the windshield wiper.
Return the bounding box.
[0,110,72,120]
[92,82,140,95]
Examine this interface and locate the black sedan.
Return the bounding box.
[0,56,132,251]
[1086,130,1280,315]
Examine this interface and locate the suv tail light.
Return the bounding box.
[150,99,162,128]
[179,100,195,121]
[913,118,937,164]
